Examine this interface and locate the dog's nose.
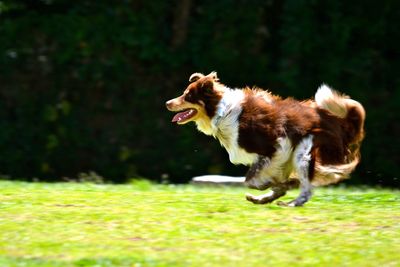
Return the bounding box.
[165,100,172,109]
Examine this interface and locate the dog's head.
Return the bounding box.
[166,72,224,126]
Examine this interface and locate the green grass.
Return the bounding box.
[0,181,399,267]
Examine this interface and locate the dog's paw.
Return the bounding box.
[245,193,258,203]
[277,200,303,207]
[245,192,277,204]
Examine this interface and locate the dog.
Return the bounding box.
[166,72,365,206]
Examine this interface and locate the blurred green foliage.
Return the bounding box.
[0,1,399,186]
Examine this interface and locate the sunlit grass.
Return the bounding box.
[0,181,399,266]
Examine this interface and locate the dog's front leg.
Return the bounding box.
[246,180,299,204]
[246,186,286,204]
[244,156,271,190]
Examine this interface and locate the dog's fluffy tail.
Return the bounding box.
[313,84,366,186]
[313,159,360,186]
[315,84,365,144]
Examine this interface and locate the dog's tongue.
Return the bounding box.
[172,109,196,123]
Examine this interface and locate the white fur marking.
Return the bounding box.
[315,84,333,105]
[210,89,258,165]
[247,137,294,189]
[293,135,313,170]
[246,191,274,201]
[214,89,244,119]
[315,84,348,118]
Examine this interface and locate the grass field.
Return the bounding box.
[0,180,399,267]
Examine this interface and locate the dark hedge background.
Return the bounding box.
[0,1,399,187]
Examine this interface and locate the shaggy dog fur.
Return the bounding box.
[166,72,365,206]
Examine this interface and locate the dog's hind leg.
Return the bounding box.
[278,136,314,207]
[244,156,271,190]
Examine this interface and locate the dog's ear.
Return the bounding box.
[206,71,219,82]
[189,73,204,83]
[200,77,214,94]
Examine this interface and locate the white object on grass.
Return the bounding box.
[191,175,245,186]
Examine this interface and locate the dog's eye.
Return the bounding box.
[185,92,193,101]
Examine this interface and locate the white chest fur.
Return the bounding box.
[219,132,258,165]
[211,89,258,165]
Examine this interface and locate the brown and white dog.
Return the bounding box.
[166,72,365,206]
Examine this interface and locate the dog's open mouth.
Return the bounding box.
[171,108,198,124]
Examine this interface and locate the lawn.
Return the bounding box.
[0,180,399,267]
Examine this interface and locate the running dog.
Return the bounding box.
[166,72,365,206]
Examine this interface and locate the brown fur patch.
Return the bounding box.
[238,89,364,168]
